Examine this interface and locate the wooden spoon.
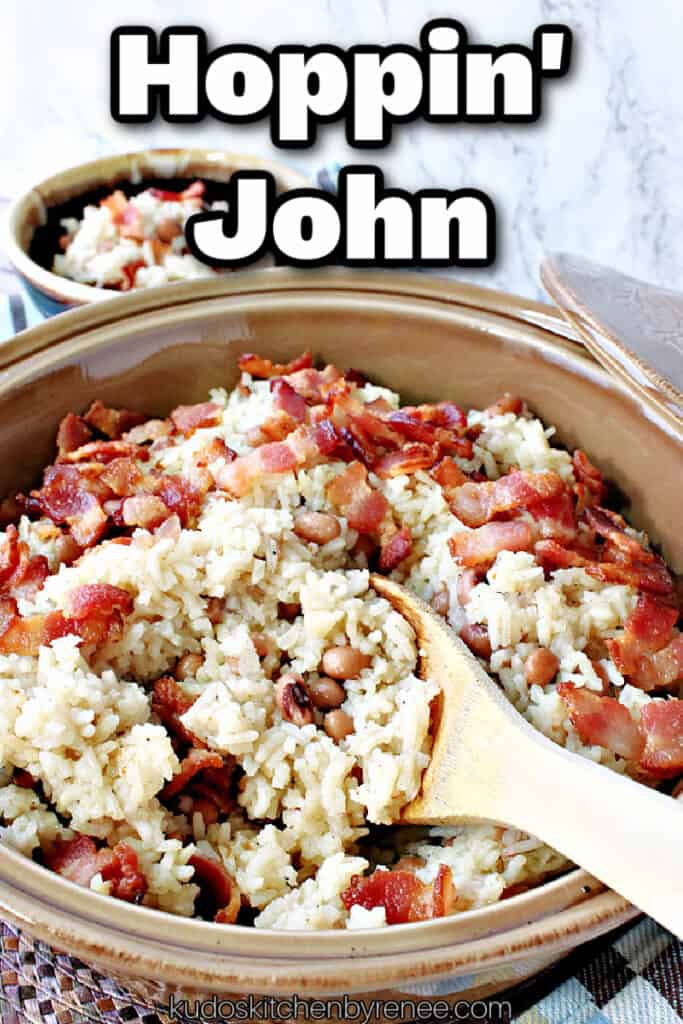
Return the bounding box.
[370,573,683,938]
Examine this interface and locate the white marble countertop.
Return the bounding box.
[3,0,683,301]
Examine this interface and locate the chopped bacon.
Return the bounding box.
[527,491,577,542]
[83,400,146,440]
[535,536,674,596]
[170,402,221,436]
[557,683,644,761]
[66,583,133,620]
[151,475,203,528]
[449,521,533,569]
[485,394,523,417]
[448,471,566,528]
[271,379,308,422]
[572,450,605,512]
[432,457,468,490]
[608,628,683,692]
[638,699,683,778]
[120,261,146,290]
[57,440,147,466]
[238,351,313,379]
[101,842,148,903]
[45,835,146,903]
[100,190,129,222]
[378,526,413,572]
[151,676,204,748]
[215,432,315,498]
[122,494,169,529]
[189,852,239,922]
[0,604,73,657]
[56,414,93,456]
[373,443,438,479]
[0,526,48,601]
[327,463,388,533]
[149,180,206,202]
[342,864,456,924]
[161,748,224,801]
[123,419,173,445]
[100,457,144,496]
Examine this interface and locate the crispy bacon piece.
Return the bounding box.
[45,835,146,903]
[120,260,146,290]
[572,450,606,512]
[432,457,468,490]
[152,676,204,748]
[189,852,240,922]
[66,583,133,620]
[83,400,146,440]
[238,351,313,379]
[0,526,48,601]
[121,495,169,529]
[0,603,72,657]
[170,402,221,436]
[557,683,644,761]
[327,463,413,571]
[57,440,147,466]
[327,462,389,534]
[535,538,674,596]
[151,475,203,528]
[639,699,683,778]
[485,394,523,417]
[373,443,438,479]
[448,471,566,528]
[100,190,128,223]
[449,521,533,569]
[378,526,413,572]
[161,749,224,801]
[123,419,173,445]
[606,594,679,691]
[100,457,144,497]
[527,491,577,542]
[149,180,206,202]
[342,864,456,924]
[271,379,308,423]
[215,431,316,498]
[56,414,93,456]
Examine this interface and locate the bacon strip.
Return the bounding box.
[557,683,644,761]
[83,401,146,440]
[342,864,456,924]
[56,414,93,456]
[161,749,224,801]
[238,351,313,379]
[606,594,680,691]
[170,402,221,436]
[449,521,533,569]
[190,852,240,923]
[639,699,683,778]
[326,462,413,572]
[152,676,205,748]
[45,835,146,903]
[449,471,566,528]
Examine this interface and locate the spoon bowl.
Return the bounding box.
[370,573,683,938]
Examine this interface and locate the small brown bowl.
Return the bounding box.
[4,148,310,315]
[0,269,676,1013]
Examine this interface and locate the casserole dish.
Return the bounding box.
[0,269,678,1013]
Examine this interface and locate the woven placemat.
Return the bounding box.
[1,917,681,1024]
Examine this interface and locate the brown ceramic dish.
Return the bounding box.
[0,269,678,1012]
[4,148,309,315]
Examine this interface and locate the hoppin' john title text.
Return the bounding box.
[110,20,572,269]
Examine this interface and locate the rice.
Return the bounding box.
[0,361,678,929]
[52,182,224,290]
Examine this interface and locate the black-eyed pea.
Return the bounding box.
[294,511,341,545]
[321,646,371,680]
[275,673,314,727]
[324,709,355,741]
[306,676,346,710]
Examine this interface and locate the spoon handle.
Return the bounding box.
[503,734,683,938]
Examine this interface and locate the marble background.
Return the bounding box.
[2,0,683,300]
